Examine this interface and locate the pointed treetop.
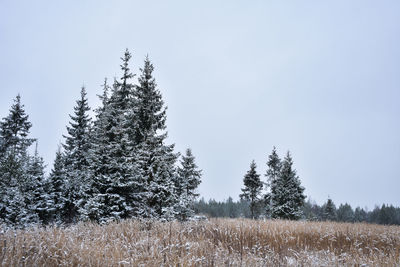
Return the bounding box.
[80,86,87,98]
[120,49,134,82]
[284,150,293,162]
[62,86,92,171]
[100,78,109,103]
[251,159,256,166]
[134,55,167,144]
[0,94,35,155]
[267,146,281,167]
[265,146,282,185]
[141,55,155,81]
[240,159,263,219]
[185,147,193,157]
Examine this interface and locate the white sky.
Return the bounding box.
[0,1,399,209]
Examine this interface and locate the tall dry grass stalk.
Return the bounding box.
[0,218,399,266]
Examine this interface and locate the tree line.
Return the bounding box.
[1,49,397,228]
[0,49,202,227]
[195,146,400,226]
[194,197,400,225]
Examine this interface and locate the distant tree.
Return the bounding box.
[240,160,263,219]
[264,147,281,217]
[226,197,238,218]
[337,203,354,222]
[378,204,398,225]
[368,206,381,224]
[323,197,337,221]
[354,206,368,222]
[302,198,320,221]
[270,152,306,220]
[174,148,202,221]
[193,197,400,226]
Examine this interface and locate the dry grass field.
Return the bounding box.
[0,218,399,266]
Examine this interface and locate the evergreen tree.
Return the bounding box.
[270,151,306,220]
[133,55,166,144]
[82,78,131,222]
[323,197,337,221]
[48,146,67,224]
[104,51,147,220]
[337,203,354,222]
[61,87,92,223]
[378,204,397,225]
[354,206,368,222]
[174,148,202,221]
[63,87,92,170]
[240,160,263,219]
[82,55,144,222]
[135,56,179,220]
[138,136,177,220]
[302,198,321,221]
[264,147,281,217]
[0,95,37,226]
[79,80,111,222]
[0,95,36,156]
[26,142,50,224]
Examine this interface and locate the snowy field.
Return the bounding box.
[0,218,399,266]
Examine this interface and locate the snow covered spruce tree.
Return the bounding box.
[79,80,114,223]
[47,146,67,223]
[134,56,179,220]
[240,160,263,219]
[0,95,38,226]
[269,151,306,220]
[61,87,92,223]
[174,148,202,221]
[264,147,281,217]
[26,142,50,224]
[81,53,146,223]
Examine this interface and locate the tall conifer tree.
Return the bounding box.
[174,148,202,221]
[270,151,306,220]
[48,146,67,223]
[264,147,281,217]
[26,142,52,224]
[135,56,178,220]
[240,160,263,219]
[0,95,37,226]
[82,52,145,222]
[62,87,92,223]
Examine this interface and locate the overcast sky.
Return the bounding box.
[1,1,399,209]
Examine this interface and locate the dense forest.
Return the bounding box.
[0,50,202,227]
